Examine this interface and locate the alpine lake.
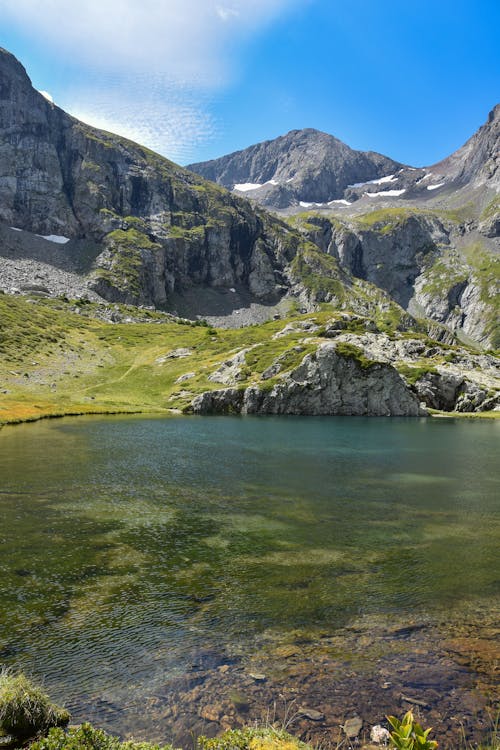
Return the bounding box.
[0,415,499,748]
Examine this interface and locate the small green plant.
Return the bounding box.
[387,710,438,750]
[0,669,69,742]
[31,722,177,750]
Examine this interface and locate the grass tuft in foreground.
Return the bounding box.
[0,670,69,743]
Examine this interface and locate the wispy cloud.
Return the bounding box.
[65,76,219,163]
[3,0,302,161]
[3,0,301,86]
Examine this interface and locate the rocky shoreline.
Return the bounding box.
[60,610,499,750]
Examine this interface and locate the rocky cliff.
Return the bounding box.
[1,47,498,355]
[188,129,402,208]
[188,322,499,416]
[0,47,307,309]
[289,211,499,349]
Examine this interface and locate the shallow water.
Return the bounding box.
[0,415,499,745]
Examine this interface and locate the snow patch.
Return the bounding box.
[348,174,397,188]
[267,179,279,185]
[234,183,262,192]
[299,201,325,208]
[328,199,352,206]
[37,234,71,244]
[427,182,445,191]
[368,174,397,185]
[365,189,406,197]
[10,227,22,232]
[416,172,433,185]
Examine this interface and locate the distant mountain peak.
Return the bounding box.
[188,128,402,208]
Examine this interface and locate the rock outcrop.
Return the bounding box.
[191,342,425,416]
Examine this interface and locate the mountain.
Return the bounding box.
[0,47,499,419]
[188,129,402,209]
[432,103,500,188]
[188,108,499,349]
[0,47,498,348]
[0,47,309,313]
[188,108,500,212]
[0,47,432,330]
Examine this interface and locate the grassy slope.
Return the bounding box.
[1,293,498,426]
[0,295,334,425]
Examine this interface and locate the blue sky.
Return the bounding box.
[1,0,499,166]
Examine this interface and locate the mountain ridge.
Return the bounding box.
[188,127,403,208]
[188,105,500,210]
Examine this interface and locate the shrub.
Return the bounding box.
[198,727,307,750]
[30,723,176,750]
[0,670,69,741]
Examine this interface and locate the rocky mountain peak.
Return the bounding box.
[188,129,402,209]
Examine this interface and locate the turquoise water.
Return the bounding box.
[0,415,499,737]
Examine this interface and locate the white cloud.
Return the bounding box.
[64,76,219,163]
[3,0,303,162]
[2,0,302,87]
[216,5,240,22]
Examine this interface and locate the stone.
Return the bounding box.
[343,716,363,738]
[175,372,195,383]
[370,725,390,743]
[200,704,222,722]
[191,343,426,416]
[298,707,324,721]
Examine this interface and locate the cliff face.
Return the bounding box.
[290,212,499,349]
[1,47,498,351]
[191,343,425,416]
[0,47,303,307]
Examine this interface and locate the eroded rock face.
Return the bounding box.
[191,343,425,416]
[0,47,301,307]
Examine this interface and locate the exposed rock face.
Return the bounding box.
[191,330,500,416]
[1,47,498,354]
[0,47,302,308]
[432,104,500,189]
[191,343,425,416]
[188,128,402,208]
[189,106,499,208]
[292,213,499,349]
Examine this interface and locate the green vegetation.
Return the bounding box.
[397,363,439,385]
[462,242,500,348]
[289,247,347,302]
[480,195,500,222]
[387,710,438,750]
[31,724,175,750]
[0,670,69,742]
[198,727,307,750]
[334,341,379,369]
[0,295,327,425]
[354,207,422,232]
[0,291,497,426]
[419,253,469,298]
